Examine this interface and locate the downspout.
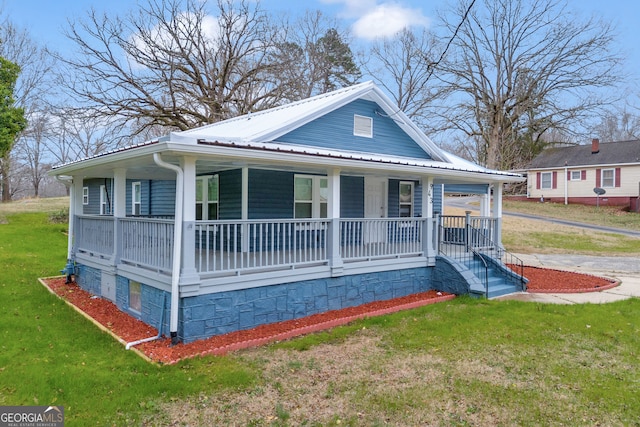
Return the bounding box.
[153,153,183,346]
[126,293,167,350]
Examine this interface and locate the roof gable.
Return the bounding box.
[175,81,446,162]
[277,99,432,160]
[528,140,640,169]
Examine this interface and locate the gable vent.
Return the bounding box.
[353,114,373,138]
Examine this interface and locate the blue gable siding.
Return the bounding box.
[248,170,294,219]
[278,100,432,160]
[340,175,364,217]
[219,169,242,220]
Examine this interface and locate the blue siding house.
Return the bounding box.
[50,81,524,345]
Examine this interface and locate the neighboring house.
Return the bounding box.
[526,139,640,211]
[50,81,524,344]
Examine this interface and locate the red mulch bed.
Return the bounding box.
[41,266,619,364]
[519,265,619,293]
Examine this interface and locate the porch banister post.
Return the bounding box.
[113,168,126,265]
[328,168,343,276]
[421,176,435,264]
[492,183,503,249]
[180,157,199,284]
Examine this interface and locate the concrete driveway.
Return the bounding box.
[496,254,640,304]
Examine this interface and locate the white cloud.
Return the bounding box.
[353,4,430,39]
[321,1,430,40]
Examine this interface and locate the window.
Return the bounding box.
[196,175,219,220]
[129,280,141,313]
[99,184,112,215]
[82,187,89,205]
[570,171,581,181]
[540,172,552,190]
[353,115,373,138]
[399,181,414,217]
[294,175,328,218]
[132,182,141,216]
[601,168,615,187]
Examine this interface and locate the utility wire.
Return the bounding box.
[424,0,476,84]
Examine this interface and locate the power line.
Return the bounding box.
[424,0,476,84]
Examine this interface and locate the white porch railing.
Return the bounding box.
[120,217,174,273]
[340,218,424,261]
[76,215,114,257]
[439,215,498,249]
[195,219,330,274]
[73,216,432,277]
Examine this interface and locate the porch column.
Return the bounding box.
[421,176,436,264]
[328,168,343,276]
[480,186,491,217]
[69,176,84,260]
[241,167,249,252]
[113,168,126,266]
[180,156,200,284]
[492,183,503,248]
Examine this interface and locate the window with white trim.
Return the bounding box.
[99,184,112,215]
[601,168,615,187]
[129,280,141,313]
[399,181,414,217]
[82,187,89,205]
[294,175,328,218]
[540,172,552,190]
[570,171,581,181]
[196,175,219,220]
[353,114,373,138]
[132,182,141,216]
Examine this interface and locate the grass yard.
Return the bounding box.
[503,199,640,232]
[1,197,639,425]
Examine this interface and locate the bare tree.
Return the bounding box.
[438,0,624,170]
[591,108,640,142]
[56,0,292,135]
[361,28,447,131]
[0,18,56,200]
[49,107,128,162]
[14,109,49,196]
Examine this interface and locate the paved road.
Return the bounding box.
[446,196,640,238]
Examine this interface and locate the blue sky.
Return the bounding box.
[4,0,640,90]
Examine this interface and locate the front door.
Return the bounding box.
[364,177,387,244]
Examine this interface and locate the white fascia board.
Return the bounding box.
[48,142,171,176]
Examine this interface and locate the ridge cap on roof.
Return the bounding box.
[180,81,375,134]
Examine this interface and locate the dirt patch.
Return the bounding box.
[40,265,618,365]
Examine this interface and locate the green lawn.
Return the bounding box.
[0,200,639,425]
[0,212,256,425]
[503,199,640,231]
